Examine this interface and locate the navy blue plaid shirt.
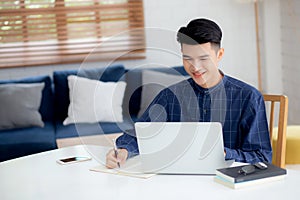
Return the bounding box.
[117,74,272,164]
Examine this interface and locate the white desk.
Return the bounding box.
[1,145,300,200]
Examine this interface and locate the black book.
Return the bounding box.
[215,163,287,183]
[214,175,286,189]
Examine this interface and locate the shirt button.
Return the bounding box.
[203,110,207,113]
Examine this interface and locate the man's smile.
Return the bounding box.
[192,70,206,78]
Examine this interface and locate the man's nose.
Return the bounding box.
[189,60,202,71]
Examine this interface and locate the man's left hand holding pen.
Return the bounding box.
[105,139,129,169]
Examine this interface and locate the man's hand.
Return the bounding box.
[105,148,128,169]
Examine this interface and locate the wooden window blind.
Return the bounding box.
[0,0,145,68]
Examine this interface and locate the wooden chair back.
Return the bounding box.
[263,94,288,168]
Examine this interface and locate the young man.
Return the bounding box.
[106,18,272,169]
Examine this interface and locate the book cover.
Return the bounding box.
[215,163,287,183]
[214,174,286,189]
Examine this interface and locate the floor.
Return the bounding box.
[56,133,121,148]
[286,164,300,171]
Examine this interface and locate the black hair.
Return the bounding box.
[177,18,222,48]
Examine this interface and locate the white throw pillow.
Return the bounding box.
[138,70,188,117]
[63,75,126,125]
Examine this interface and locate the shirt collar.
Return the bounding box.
[189,70,227,94]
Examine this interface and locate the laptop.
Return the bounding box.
[134,122,232,175]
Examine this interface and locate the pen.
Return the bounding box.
[113,139,120,168]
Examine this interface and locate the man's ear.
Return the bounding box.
[217,48,224,61]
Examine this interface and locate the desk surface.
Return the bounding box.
[1,145,300,200]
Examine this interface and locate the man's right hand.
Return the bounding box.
[105,148,128,169]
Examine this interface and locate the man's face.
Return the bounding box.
[181,43,224,88]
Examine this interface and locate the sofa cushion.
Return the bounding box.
[0,83,45,130]
[123,66,189,119]
[53,65,126,121]
[0,122,57,162]
[63,75,127,124]
[138,70,188,117]
[0,75,54,122]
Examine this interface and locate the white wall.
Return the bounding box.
[280,0,300,125]
[1,0,260,88]
[261,0,282,94]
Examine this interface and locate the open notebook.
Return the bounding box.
[90,155,155,179]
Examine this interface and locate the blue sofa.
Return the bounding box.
[0,65,188,162]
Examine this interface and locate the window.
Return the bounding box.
[0,0,145,68]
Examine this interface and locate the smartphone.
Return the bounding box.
[56,156,91,165]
